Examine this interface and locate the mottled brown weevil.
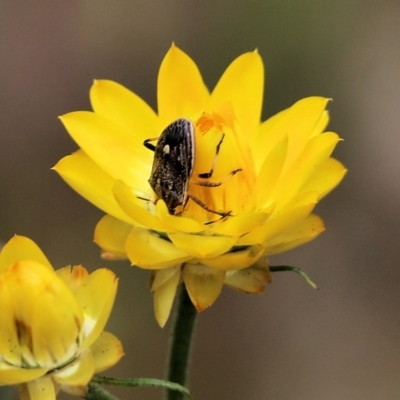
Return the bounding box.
[144,118,195,215]
[143,118,241,218]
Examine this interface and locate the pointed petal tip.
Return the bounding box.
[156,316,168,328]
[168,42,180,54]
[90,79,118,91]
[193,302,209,312]
[57,112,75,125]
[99,251,128,261]
[155,301,173,328]
[153,268,181,327]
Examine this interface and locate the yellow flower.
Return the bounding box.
[0,236,122,400]
[54,44,346,327]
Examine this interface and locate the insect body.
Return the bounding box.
[144,118,242,219]
[144,118,195,214]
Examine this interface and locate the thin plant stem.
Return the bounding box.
[269,265,318,289]
[92,376,192,398]
[84,382,120,400]
[165,284,197,400]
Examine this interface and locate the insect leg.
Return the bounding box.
[191,168,242,187]
[187,194,232,218]
[195,133,242,186]
[198,133,225,179]
[137,195,152,202]
[143,137,159,151]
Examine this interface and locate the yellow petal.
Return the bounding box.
[198,244,265,271]
[224,258,271,293]
[53,349,95,385]
[59,112,151,188]
[56,265,88,291]
[168,232,237,259]
[258,198,318,244]
[182,263,225,311]
[255,97,330,168]
[157,44,209,127]
[265,214,325,255]
[0,280,21,365]
[150,265,181,292]
[72,268,118,349]
[126,227,191,269]
[0,366,48,385]
[211,50,264,140]
[29,273,84,366]
[90,80,159,140]
[209,211,270,237]
[3,260,83,367]
[113,180,165,231]
[238,192,318,246]
[274,132,340,210]
[300,157,347,200]
[311,109,330,138]
[251,137,288,209]
[94,215,131,260]
[90,331,124,372]
[187,117,255,219]
[54,151,133,224]
[152,267,181,327]
[0,235,53,273]
[156,200,205,233]
[283,97,332,165]
[252,107,287,171]
[23,377,56,400]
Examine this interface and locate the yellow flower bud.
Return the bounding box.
[0,236,123,400]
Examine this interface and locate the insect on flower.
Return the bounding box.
[143,118,241,220]
[55,47,346,327]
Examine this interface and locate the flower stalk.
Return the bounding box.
[166,284,197,400]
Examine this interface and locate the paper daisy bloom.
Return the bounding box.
[0,236,122,400]
[55,44,346,326]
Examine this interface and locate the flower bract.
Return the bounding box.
[0,236,123,400]
[54,44,346,326]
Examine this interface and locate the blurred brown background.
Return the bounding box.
[1,1,399,399]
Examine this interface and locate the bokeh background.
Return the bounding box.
[1,1,399,399]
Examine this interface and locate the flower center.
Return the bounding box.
[182,109,256,223]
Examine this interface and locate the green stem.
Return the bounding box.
[165,284,197,400]
[84,382,120,400]
[92,376,192,398]
[269,265,318,289]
